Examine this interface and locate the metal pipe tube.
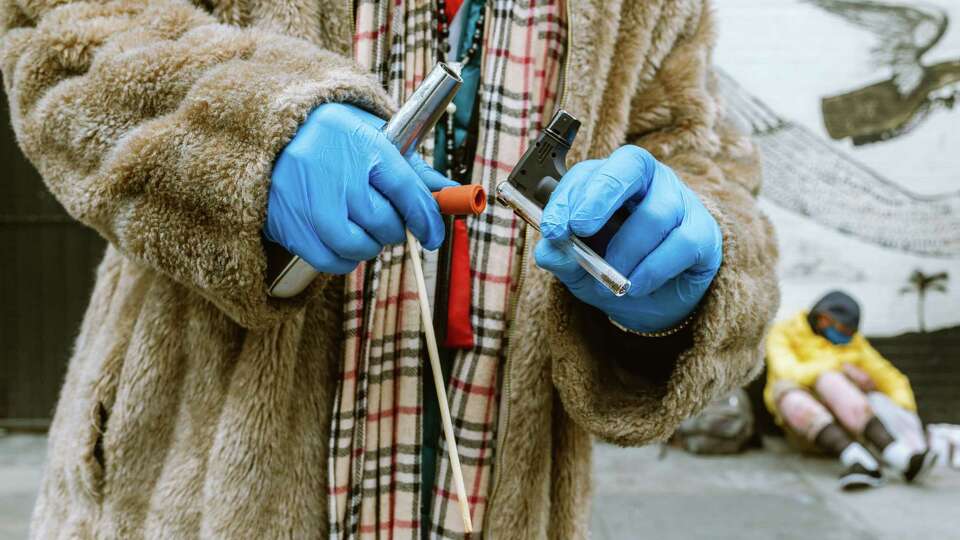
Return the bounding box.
[267,63,463,298]
[496,181,631,297]
[383,62,463,154]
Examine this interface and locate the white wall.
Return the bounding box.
[713,0,960,335]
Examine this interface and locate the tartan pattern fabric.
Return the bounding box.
[329,1,565,538]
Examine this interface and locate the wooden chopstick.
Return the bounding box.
[404,229,474,533]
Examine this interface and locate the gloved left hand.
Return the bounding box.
[535,145,722,333]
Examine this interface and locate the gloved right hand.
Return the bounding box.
[264,103,455,274]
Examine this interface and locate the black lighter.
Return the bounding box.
[496,110,632,296]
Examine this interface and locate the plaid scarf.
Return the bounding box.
[329,1,566,538]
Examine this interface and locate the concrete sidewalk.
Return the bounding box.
[591,440,959,539]
[2,434,957,539]
[0,435,45,540]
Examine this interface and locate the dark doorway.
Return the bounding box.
[0,85,106,429]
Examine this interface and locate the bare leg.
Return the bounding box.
[814,371,874,435]
[777,388,882,490]
[778,389,836,444]
[816,371,933,482]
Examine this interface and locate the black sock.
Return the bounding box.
[864,416,895,451]
[814,423,855,457]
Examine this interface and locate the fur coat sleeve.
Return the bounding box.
[537,3,780,446]
[0,0,392,329]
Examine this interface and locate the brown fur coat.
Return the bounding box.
[0,0,779,537]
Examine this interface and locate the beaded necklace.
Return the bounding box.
[435,0,487,180]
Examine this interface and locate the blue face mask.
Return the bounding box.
[823,326,853,345]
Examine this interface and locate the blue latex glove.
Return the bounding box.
[536,145,723,332]
[265,103,456,274]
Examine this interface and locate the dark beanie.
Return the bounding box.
[807,290,861,333]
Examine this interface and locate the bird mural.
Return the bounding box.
[716,69,960,258]
[805,0,959,145]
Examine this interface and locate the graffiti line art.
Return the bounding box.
[717,70,960,258]
[806,0,959,145]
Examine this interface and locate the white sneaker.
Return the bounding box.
[883,441,936,483]
[904,449,937,483]
[839,463,884,491]
[839,443,883,491]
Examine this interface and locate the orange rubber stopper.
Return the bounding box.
[433,185,487,215]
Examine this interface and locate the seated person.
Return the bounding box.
[764,291,935,490]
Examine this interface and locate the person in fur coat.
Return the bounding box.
[1,0,779,537]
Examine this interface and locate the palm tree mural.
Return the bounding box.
[899,269,949,332]
[806,0,960,145]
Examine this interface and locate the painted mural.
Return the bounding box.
[714,0,959,335]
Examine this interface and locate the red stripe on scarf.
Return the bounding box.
[366,406,422,422]
[450,378,495,397]
[434,487,487,506]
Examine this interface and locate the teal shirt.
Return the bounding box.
[422,0,484,534]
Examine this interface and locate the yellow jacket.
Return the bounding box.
[764,312,916,418]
